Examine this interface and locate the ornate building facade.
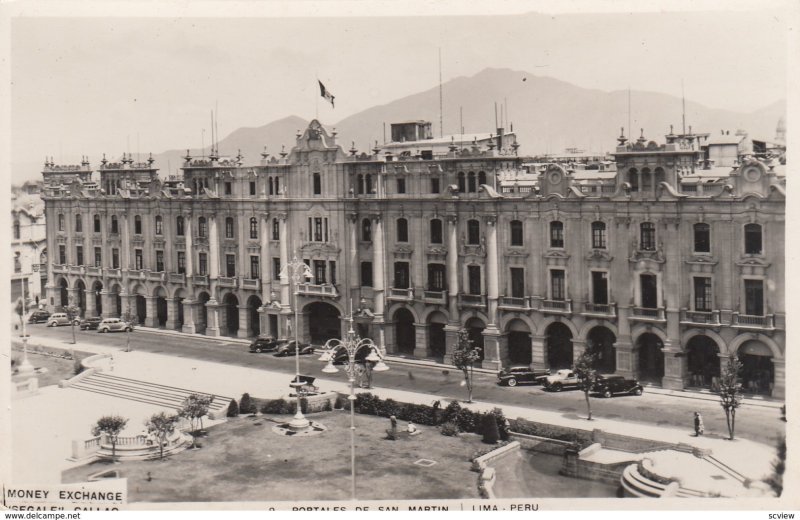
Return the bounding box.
[41,120,785,398]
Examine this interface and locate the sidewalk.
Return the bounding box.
[10,332,780,490]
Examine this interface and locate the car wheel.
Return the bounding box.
[507,378,518,387]
[633,387,643,396]
[255,347,262,353]
[603,389,612,398]
[125,327,132,332]
[553,383,563,392]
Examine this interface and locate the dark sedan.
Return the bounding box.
[79,317,103,330]
[497,366,551,387]
[27,311,51,324]
[273,341,315,357]
[592,374,644,397]
[249,337,281,353]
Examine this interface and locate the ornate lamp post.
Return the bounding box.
[279,252,313,431]
[17,280,34,375]
[319,315,388,500]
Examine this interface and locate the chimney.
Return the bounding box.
[496,127,504,150]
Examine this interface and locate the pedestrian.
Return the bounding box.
[694,411,704,436]
[407,421,420,436]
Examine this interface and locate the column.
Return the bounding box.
[662,220,684,390]
[209,216,220,279]
[120,215,130,270]
[185,216,194,276]
[571,339,587,364]
[181,299,197,334]
[119,290,130,317]
[446,216,460,320]
[443,325,461,365]
[481,328,502,371]
[100,290,113,319]
[772,359,785,400]
[485,215,499,327]
[144,296,158,328]
[259,213,270,303]
[413,323,430,358]
[348,214,359,296]
[615,306,635,379]
[531,334,547,371]
[372,216,386,350]
[67,287,81,312]
[84,289,96,317]
[237,305,250,339]
[45,206,56,311]
[279,216,290,309]
[205,298,221,337]
[165,298,180,330]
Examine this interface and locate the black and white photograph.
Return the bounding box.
[2,0,797,514]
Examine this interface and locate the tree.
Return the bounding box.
[92,415,128,463]
[481,412,500,444]
[573,350,598,421]
[178,394,212,448]
[64,298,82,345]
[452,328,481,403]
[14,296,33,333]
[764,435,786,497]
[718,356,744,440]
[145,412,179,460]
[239,393,255,414]
[120,310,136,352]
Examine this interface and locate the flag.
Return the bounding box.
[318,80,335,108]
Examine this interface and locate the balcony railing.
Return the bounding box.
[388,287,414,301]
[680,309,720,326]
[732,313,775,330]
[68,265,83,274]
[217,276,238,288]
[631,307,666,321]
[423,290,447,304]
[85,266,102,276]
[297,283,338,298]
[241,278,260,290]
[105,268,121,278]
[582,302,617,317]
[459,293,487,308]
[146,271,166,282]
[52,264,67,274]
[169,272,186,284]
[542,299,572,314]
[499,296,529,309]
[192,274,209,286]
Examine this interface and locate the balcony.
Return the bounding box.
[129,269,146,279]
[217,276,238,288]
[388,287,415,301]
[241,278,260,290]
[582,302,617,318]
[192,274,209,286]
[680,309,721,327]
[423,290,447,304]
[297,283,338,298]
[169,272,187,284]
[52,264,67,274]
[146,271,166,282]
[630,307,666,322]
[459,293,487,308]
[541,299,572,315]
[86,266,102,276]
[68,265,83,275]
[732,313,775,331]
[499,296,530,310]
[105,268,121,278]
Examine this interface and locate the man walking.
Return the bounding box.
[694,411,704,436]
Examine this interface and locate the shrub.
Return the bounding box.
[300,397,308,414]
[456,408,480,433]
[239,393,256,414]
[492,407,509,441]
[260,398,294,415]
[482,413,500,444]
[440,421,459,437]
[510,417,593,445]
[73,358,84,375]
[226,399,239,417]
[334,394,347,410]
[442,400,462,423]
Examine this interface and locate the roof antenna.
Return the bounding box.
[438,48,444,138]
[627,86,631,140]
[681,79,687,135]
[494,101,498,129]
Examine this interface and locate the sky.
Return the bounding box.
[5,1,795,181]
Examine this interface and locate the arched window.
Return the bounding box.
[467,171,477,193]
[640,222,656,251]
[693,223,710,253]
[110,215,118,234]
[249,217,258,239]
[313,172,322,195]
[134,215,142,234]
[75,214,83,233]
[362,219,372,242]
[268,177,274,195]
[628,168,639,192]
[272,218,280,240]
[225,217,235,239]
[93,214,101,233]
[155,215,163,235]
[430,219,443,244]
[365,174,373,194]
[176,216,185,236]
[478,171,487,186]
[744,223,762,255]
[591,221,607,249]
[457,172,466,192]
[467,219,480,245]
[357,174,364,195]
[198,217,207,238]
[549,221,564,248]
[641,167,653,192]
[396,218,409,242]
[274,177,280,195]
[510,220,523,246]
[58,214,65,232]
[13,219,20,240]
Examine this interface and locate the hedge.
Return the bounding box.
[352,393,489,435]
[510,417,593,446]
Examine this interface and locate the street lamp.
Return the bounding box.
[279,252,313,431]
[319,315,388,500]
[17,280,34,375]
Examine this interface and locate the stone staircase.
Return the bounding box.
[69,372,233,417]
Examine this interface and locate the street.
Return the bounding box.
[24,324,785,447]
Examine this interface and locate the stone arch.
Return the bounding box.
[734,337,778,396]
[196,291,211,334]
[505,318,532,366]
[420,306,450,324]
[680,329,726,354]
[685,334,721,388]
[578,320,618,342]
[222,292,239,337]
[303,301,342,344]
[459,310,490,328]
[426,310,448,360]
[393,307,416,356]
[586,325,617,373]
[635,332,664,384]
[91,281,103,317]
[499,313,537,336]
[630,324,668,346]
[538,316,579,340]
[727,333,783,360]
[173,287,188,331]
[58,278,69,308]
[130,283,147,296]
[465,316,486,362]
[387,302,421,324]
[544,321,573,370]
[74,279,87,317]
[247,295,262,337]
[153,286,168,327]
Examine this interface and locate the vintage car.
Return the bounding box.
[79,317,103,330]
[592,374,644,397]
[97,318,133,333]
[27,310,51,324]
[542,369,581,392]
[497,366,551,387]
[273,341,315,357]
[248,337,282,353]
[47,313,80,327]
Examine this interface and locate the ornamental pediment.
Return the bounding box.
[686,255,718,266]
[735,256,770,268]
[585,249,613,262]
[543,250,570,260]
[299,241,341,255]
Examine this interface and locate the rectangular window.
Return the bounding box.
[177,251,186,274]
[324,218,329,242]
[744,224,763,255]
[329,261,337,285]
[694,223,711,253]
[427,263,445,291]
[592,222,607,249]
[313,173,322,195]
[394,262,410,289]
[272,219,280,240]
[430,220,443,244]
[744,279,764,316]
[550,269,566,301]
[468,265,482,295]
[59,245,66,265]
[592,271,608,305]
[640,223,656,251]
[224,182,232,195]
[314,218,323,242]
[76,245,84,266]
[550,222,564,248]
[510,221,523,246]
[314,260,327,284]
[397,178,406,194]
[199,253,208,276]
[431,178,440,194]
[361,261,373,287]
[273,258,281,281]
[510,268,525,298]
[156,250,164,272]
[94,247,102,267]
[640,274,658,309]
[694,277,712,311]
[249,181,256,196]
[112,248,119,269]
[250,256,260,279]
[135,249,143,270]
[226,254,236,277]
[111,217,118,234]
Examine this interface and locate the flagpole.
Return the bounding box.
[315,73,319,120]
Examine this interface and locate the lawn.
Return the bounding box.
[62,410,487,502]
[11,345,93,388]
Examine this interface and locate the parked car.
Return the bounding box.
[47,313,80,327]
[273,341,314,357]
[79,317,103,330]
[27,310,51,324]
[543,369,581,392]
[497,366,551,387]
[97,318,133,333]
[249,336,281,353]
[592,374,643,397]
